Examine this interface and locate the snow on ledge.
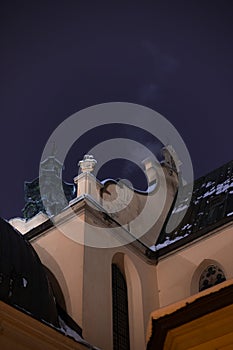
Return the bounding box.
[9,212,48,234]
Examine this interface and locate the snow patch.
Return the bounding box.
[152,233,189,251]
[181,224,192,231]
[172,204,188,214]
[58,316,98,348]
[22,278,28,288]
[202,180,233,198]
[206,181,214,188]
[203,188,216,198]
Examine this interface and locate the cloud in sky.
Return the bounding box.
[139,40,179,104]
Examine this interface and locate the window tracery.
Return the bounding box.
[199,264,226,291]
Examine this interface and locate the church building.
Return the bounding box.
[1,148,233,350]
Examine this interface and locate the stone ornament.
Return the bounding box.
[78,155,97,173]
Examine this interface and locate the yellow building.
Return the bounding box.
[5,152,233,350]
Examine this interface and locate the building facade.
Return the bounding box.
[5,152,233,350]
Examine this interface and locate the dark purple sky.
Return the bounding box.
[0,1,232,219]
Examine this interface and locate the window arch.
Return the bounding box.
[199,264,226,292]
[112,263,130,350]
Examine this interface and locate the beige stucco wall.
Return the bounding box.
[29,211,233,349]
[157,222,233,307]
[31,211,85,327]
[100,164,178,248]
[30,203,159,350]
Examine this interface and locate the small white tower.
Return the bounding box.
[74,154,102,201]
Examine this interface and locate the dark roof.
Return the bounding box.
[154,159,233,256]
[0,217,59,326]
[0,217,101,349]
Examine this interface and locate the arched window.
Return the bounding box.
[199,264,226,292]
[112,264,130,350]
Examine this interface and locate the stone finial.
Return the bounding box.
[78,154,97,173]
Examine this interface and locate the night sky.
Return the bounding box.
[0,1,232,220]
